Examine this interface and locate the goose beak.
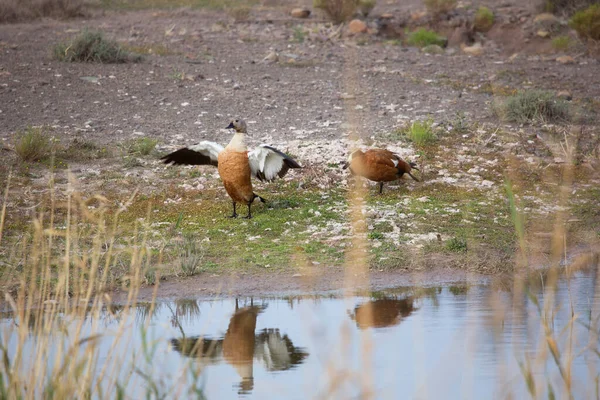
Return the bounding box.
[226,122,235,129]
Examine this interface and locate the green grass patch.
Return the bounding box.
[116,187,348,272]
[551,35,572,51]
[474,6,495,32]
[494,90,571,124]
[405,119,437,146]
[569,4,600,40]
[122,137,159,156]
[14,126,56,162]
[406,28,447,48]
[423,0,456,16]
[446,236,468,253]
[54,29,141,63]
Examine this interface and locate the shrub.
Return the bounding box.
[0,0,83,23]
[474,7,495,32]
[314,0,359,24]
[423,0,456,16]
[551,35,571,50]
[406,28,447,47]
[54,30,141,63]
[14,126,55,162]
[495,90,571,123]
[540,0,598,15]
[406,119,437,145]
[125,137,159,156]
[227,4,251,21]
[358,0,376,17]
[569,4,600,40]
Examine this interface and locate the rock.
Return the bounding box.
[462,42,484,56]
[536,29,550,38]
[262,51,279,63]
[290,8,310,18]
[422,44,445,54]
[557,90,572,100]
[348,19,368,34]
[556,55,575,64]
[533,13,561,31]
[534,13,559,24]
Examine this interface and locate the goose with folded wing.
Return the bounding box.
[161,118,301,219]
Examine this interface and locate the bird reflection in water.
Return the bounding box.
[170,298,308,395]
[349,297,416,329]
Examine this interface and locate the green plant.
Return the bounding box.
[169,70,185,81]
[446,237,467,253]
[423,0,456,16]
[178,234,204,276]
[292,26,306,43]
[474,6,495,32]
[406,119,437,145]
[358,0,376,16]
[551,35,572,50]
[314,0,359,24]
[495,90,571,123]
[569,4,600,40]
[53,29,141,63]
[406,28,447,48]
[125,137,159,156]
[14,126,55,162]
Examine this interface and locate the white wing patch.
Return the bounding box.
[189,141,224,164]
[248,145,287,181]
[391,158,399,167]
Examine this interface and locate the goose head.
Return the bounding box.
[226,118,247,133]
[343,150,364,169]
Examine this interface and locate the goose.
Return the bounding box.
[161,119,301,218]
[343,148,420,194]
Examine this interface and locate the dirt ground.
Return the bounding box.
[1,0,599,298]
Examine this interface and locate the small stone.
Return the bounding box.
[557,90,572,100]
[348,19,368,34]
[422,44,445,54]
[462,42,484,56]
[290,8,310,18]
[262,51,279,63]
[556,55,575,64]
[533,13,559,25]
[536,29,550,38]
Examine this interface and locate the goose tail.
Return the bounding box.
[253,193,267,203]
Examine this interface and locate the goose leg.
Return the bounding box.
[228,202,238,218]
[378,182,384,194]
[244,202,252,219]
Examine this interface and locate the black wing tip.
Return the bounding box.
[284,158,302,169]
[262,145,302,168]
[159,147,218,167]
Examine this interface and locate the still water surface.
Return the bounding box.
[2,271,600,399]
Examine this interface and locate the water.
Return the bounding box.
[2,271,600,399]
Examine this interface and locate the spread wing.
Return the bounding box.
[160,141,224,167]
[248,145,302,182]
